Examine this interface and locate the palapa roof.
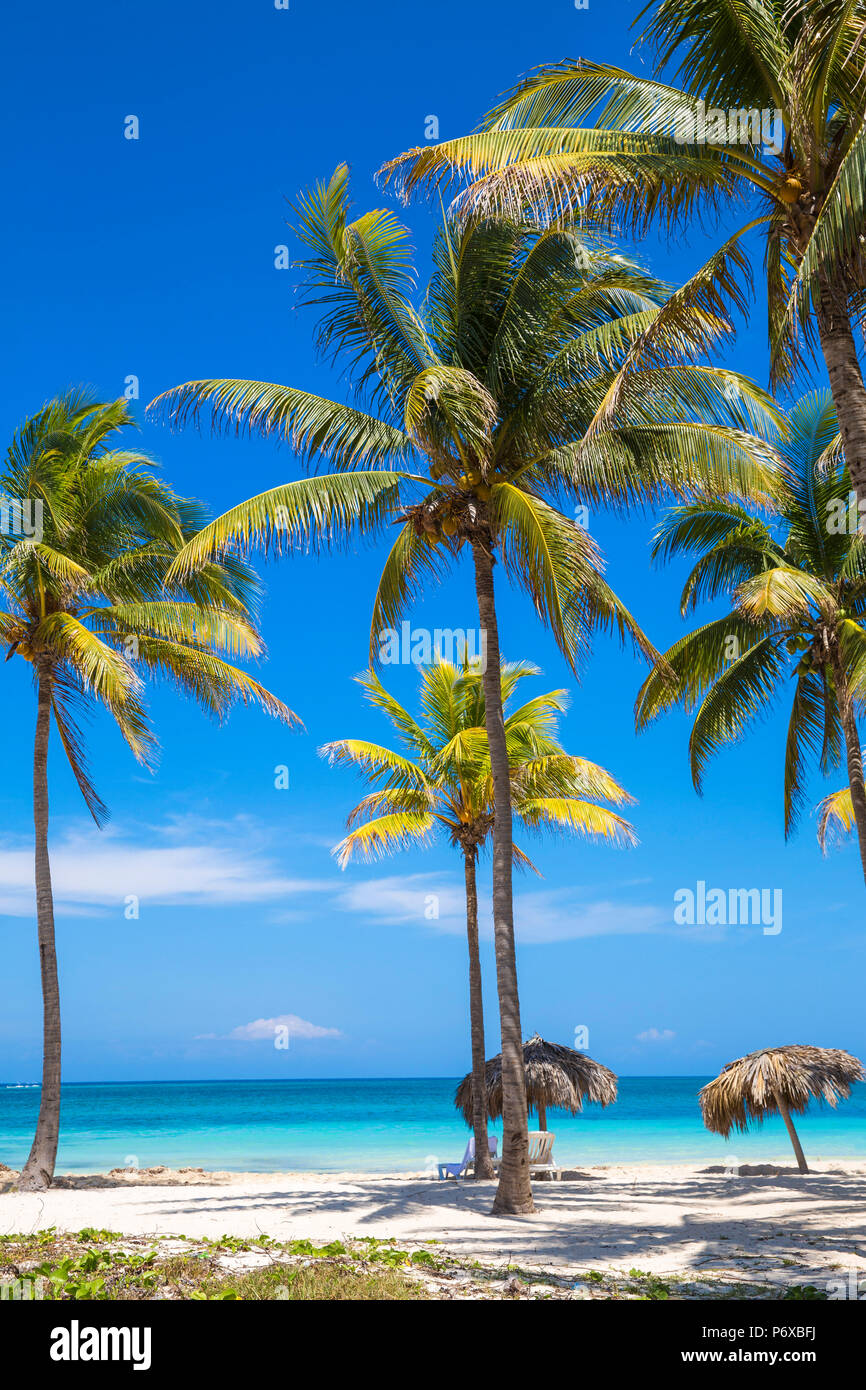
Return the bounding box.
[455,1032,618,1124]
[699,1044,864,1138]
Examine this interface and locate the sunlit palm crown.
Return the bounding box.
[151,165,779,674]
[321,658,635,867]
[383,0,866,383]
[635,390,866,835]
[0,393,299,823]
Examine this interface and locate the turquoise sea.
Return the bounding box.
[2,1077,865,1174]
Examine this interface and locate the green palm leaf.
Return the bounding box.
[638,388,866,841]
[150,379,414,471]
[165,472,410,581]
[2,392,299,820]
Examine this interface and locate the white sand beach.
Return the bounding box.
[3,1160,865,1291]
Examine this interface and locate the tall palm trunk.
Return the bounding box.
[19,668,62,1191]
[816,290,866,515]
[463,847,494,1179]
[470,533,534,1215]
[831,649,866,887]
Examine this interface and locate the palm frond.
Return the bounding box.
[319,738,430,791]
[492,483,600,670]
[165,471,409,581]
[735,566,831,621]
[816,785,856,852]
[148,379,414,471]
[332,812,436,867]
[135,637,301,727]
[516,795,637,845]
[688,635,784,789]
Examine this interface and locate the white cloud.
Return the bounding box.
[509,892,667,944]
[636,1027,676,1043]
[0,823,330,917]
[335,874,466,931]
[197,1013,341,1043]
[335,873,669,944]
[0,820,673,951]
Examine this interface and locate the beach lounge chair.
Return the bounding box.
[528,1130,562,1179]
[493,1130,562,1180]
[437,1135,498,1179]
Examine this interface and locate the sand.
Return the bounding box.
[2,1159,865,1290]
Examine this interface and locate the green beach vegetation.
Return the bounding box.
[322,656,635,1177]
[0,1228,796,1301]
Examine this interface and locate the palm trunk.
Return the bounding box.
[775,1092,808,1174]
[831,649,866,887]
[816,293,866,514]
[470,534,534,1215]
[463,849,494,1179]
[18,668,62,1191]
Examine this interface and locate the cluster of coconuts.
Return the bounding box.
[419,468,492,544]
[456,469,492,500]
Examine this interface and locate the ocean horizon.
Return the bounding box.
[3,1076,865,1173]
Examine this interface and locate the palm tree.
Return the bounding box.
[149,169,777,1211]
[1,392,299,1190]
[635,390,866,883]
[321,657,635,1178]
[383,1,866,515]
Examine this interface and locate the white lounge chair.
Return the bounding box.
[492,1130,562,1180]
[437,1135,498,1179]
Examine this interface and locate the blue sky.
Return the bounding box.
[0,0,862,1084]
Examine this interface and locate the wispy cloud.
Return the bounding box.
[508,892,668,945]
[636,1027,676,1043]
[196,1013,342,1043]
[335,874,465,930]
[335,873,669,944]
[0,820,673,950]
[0,821,330,918]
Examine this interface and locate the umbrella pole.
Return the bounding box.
[776,1094,809,1174]
[537,1100,547,1131]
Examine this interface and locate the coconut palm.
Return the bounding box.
[383,1,866,514]
[149,168,778,1211]
[700,1044,864,1173]
[321,657,635,1178]
[1,393,299,1190]
[635,390,866,883]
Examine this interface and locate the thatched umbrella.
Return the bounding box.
[699,1044,864,1173]
[455,1032,618,1131]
